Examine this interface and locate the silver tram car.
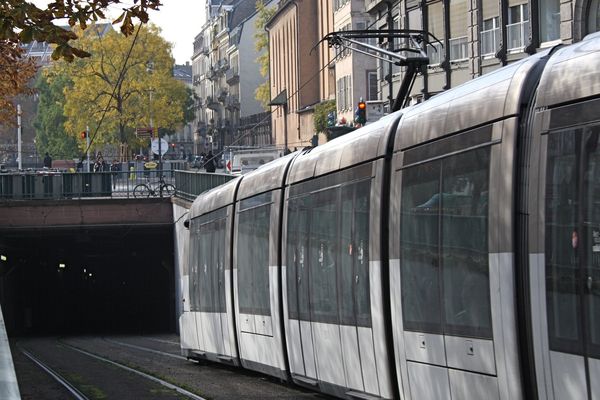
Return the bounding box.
[179,33,600,400]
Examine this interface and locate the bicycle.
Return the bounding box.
[133,176,176,198]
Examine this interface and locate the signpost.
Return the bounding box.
[151,138,169,156]
[136,127,153,138]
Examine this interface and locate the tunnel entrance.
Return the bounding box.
[0,225,175,336]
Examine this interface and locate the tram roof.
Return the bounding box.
[236,152,298,201]
[286,111,400,185]
[536,31,600,109]
[395,50,551,151]
[190,175,241,219]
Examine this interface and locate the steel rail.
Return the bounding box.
[18,346,90,400]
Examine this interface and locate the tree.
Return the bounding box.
[51,24,189,158]
[0,41,38,126]
[313,100,337,135]
[34,71,79,159]
[0,1,161,61]
[254,0,276,110]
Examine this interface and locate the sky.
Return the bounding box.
[148,1,206,64]
[32,0,207,64]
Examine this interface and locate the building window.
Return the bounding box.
[539,0,560,43]
[507,3,529,51]
[588,0,600,34]
[427,1,444,66]
[449,36,468,61]
[449,0,467,61]
[335,23,352,58]
[481,17,500,56]
[337,75,352,112]
[367,71,378,101]
[333,0,350,12]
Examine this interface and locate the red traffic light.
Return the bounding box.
[358,101,366,110]
[80,131,87,139]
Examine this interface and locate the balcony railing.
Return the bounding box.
[507,20,530,51]
[226,68,239,84]
[225,94,240,110]
[206,96,220,110]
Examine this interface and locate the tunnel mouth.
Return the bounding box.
[0,225,176,337]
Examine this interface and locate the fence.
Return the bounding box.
[173,170,236,202]
[0,169,235,202]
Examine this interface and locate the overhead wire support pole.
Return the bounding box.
[317,29,441,112]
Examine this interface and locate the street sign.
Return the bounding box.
[136,127,153,138]
[151,138,169,156]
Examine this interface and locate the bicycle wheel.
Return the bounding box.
[160,183,176,197]
[133,184,152,198]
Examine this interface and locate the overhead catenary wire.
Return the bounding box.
[81,22,144,162]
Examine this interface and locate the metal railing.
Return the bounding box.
[0,170,175,200]
[174,170,236,202]
[0,169,236,202]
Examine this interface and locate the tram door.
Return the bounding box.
[542,125,600,399]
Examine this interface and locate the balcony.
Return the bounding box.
[207,67,218,81]
[216,58,229,72]
[225,94,240,110]
[206,96,220,110]
[225,68,239,85]
[217,90,228,103]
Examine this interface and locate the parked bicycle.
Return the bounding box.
[133,176,176,198]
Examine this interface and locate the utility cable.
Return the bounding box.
[81,22,143,162]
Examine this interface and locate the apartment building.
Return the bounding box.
[333,0,378,124]
[267,0,338,149]
[365,0,600,108]
[191,0,270,154]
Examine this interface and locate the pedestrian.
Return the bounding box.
[204,151,216,173]
[43,152,52,168]
[110,159,120,188]
[94,152,106,172]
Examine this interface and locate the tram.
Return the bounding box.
[179,33,600,399]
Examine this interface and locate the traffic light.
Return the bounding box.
[355,99,366,126]
[80,131,87,139]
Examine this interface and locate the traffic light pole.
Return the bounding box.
[86,125,90,172]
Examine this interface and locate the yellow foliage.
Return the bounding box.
[51,24,187,153]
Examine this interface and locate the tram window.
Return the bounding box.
[310,189,340,324]
[237,199,271,316]
[199,226,213,312]
[286,196,311,320]
[545,127,590,354]
[543,124,600,357]
[217,218,227,313]
[340,182,372,326]
[441,148,491,338]
[340,186,356,325]
[355,181,371,326]
[401,161,442,334]
[189,221,200,312]
[400,147,491,338]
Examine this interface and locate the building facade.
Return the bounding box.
[191,0,272,155]
[333,0,378,124]
[267,0,334,149]
[366,0,600,109]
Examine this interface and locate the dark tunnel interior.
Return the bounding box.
[0,225,176,337]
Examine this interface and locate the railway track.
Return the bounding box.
[14,337,204,400]
[12,335,323,399]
